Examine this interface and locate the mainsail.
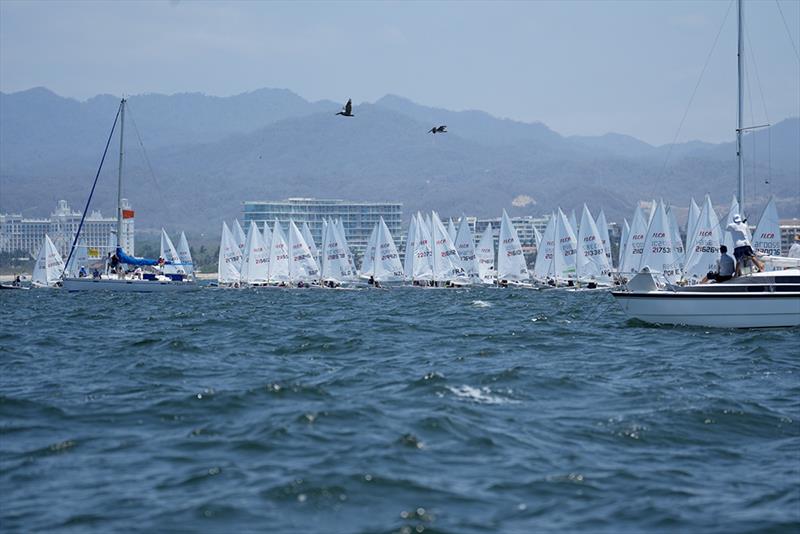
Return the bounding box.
[431,211,465,283]
[268,220,290,283]
[360,223,378,276]
[240,220,269,284]
[231,219,247,269]
[595,209,613,269]
[454,217,479,281]
[217,221,242,284]
[683,194,722,282]
[497,209,529,281]
[321,217,355,282]
[301,222,319,261]
[618,218,630,270]
[288,220,320,282]
[552,208,577,282]
[403,215,418,280]
[372,217,404,281]
[412,213,434,282]
[160,229,184,275]
[475,223,496,284]
[177,232,194,276]
[576,204,611,282]
[532,214,556,282]
[32,234,65,287]
[640,200,682,283]
[620,206,648,274]
[752,197,781,258]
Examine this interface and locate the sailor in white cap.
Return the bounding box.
[726,214,764,275]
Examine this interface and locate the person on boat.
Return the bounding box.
[133,267,143,280]
[499,279,509,288]
[92,268,101,279]
[373,279,382,288]
[789,234,800,259]
[12,275,21,287]
[701,245,735,284]
[726,214,764,275]
[78,266,87,278]
[368,275,375,286]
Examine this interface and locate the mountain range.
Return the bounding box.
[1,87,797,234]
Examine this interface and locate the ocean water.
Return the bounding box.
[1,287,798,533]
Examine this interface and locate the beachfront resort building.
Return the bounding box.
[0,200,134,259]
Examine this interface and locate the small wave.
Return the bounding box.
[471,300,492,308]
[446,385,519,405]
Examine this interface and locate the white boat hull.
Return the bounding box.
[613,291,800,328]
[63,277,198,292]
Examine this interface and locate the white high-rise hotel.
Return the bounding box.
[0,200,134,259]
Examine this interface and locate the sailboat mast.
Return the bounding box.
[736,0,744,214]
[117,98,126,250]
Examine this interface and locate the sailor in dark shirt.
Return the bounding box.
[702,245,735,283]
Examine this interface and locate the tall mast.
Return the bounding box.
[117,98,126,250]
[736,0,744,214]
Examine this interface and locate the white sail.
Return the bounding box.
[403,215,418,279]
[177,232,194,276]
[360,223,378,276]
[552,208,578,282]
[32,234,64,287]
[268,220,290,283]
[475,223,496,284]
[667,204,685,273]
[532,214,556,282]
[301,221,319,261]
[217,221,242,284]
[752,196,781,258]
[683,194,722,282]
[447,218,458,243]
[288,220,320,282]
[240,220,269,284]
[618,218,630,270]
[431,211,465,283]
[335,219,357,278]
[640,200,682,283]
[412,213,434,281]
[321,217,356,282]
[576,204,611,282]
[372,217,404,281]
[722,195,741,255]
[160,229,184,275]
[533,224,543,249]
[232,219,247,269]
[497,209,529,281]
[620,206,648,274]
[686,198,701,252]
[454,217,480,281]
[595,210,612,269]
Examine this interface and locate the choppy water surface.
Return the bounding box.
[1,287,798,533]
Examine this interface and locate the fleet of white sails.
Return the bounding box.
[213,194,789,288]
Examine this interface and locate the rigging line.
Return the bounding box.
[649,0,734,199]
[63,102,122,276]
[775,0,800,63]
[125,101,190,232]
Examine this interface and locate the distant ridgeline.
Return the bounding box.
[1,88,797,233]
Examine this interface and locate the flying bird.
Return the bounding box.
[336,99,354,117]
[428,125,447,134]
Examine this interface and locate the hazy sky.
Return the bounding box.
[1,0,798,145]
